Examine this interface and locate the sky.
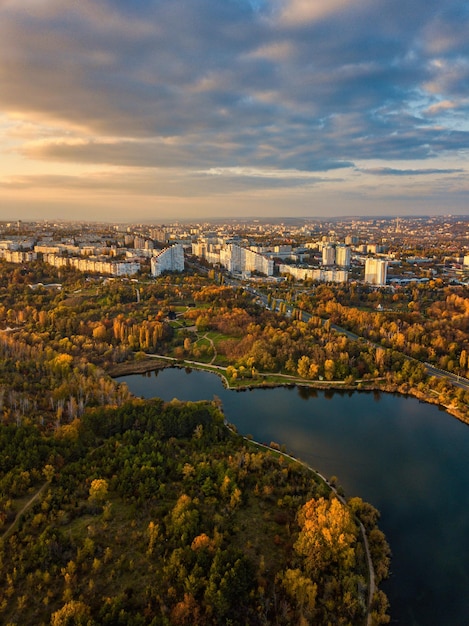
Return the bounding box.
[0,0,468,223]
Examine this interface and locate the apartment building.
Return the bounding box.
[150,244,185,277]
[364,258,388,285]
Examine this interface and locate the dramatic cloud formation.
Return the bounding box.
[0,0,468,221]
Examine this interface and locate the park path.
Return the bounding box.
[2,482,49,541]
[202,332,217,364]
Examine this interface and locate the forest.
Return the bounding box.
[0,398,390,625]
[0,258,468,423]
[2,255,468,624]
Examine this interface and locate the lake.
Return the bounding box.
[117,367,469,626]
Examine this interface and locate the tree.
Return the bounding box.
[460,349,467,370]
[92,324,108,341]
[297,355,311,379]
[324,358,335,380]
[282,568,317,623]
[88,478,108,503]
[171,593,201,625]
[147,521,160,556]
[294,497,357,576]
[51,600,93,626]
[43,464,55,482]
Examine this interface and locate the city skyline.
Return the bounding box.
[1,0,468,222]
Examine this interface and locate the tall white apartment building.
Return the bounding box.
[322,244,336,266]
[150,228,169,243]
[243,246,273,275]
[192,242,207,258]
[335,244,351,268]
[364,258,387,286]
[151,244,184,277]
[191,242,273,276]
[223,244,243,273]
[218,244,273,276]
[206,249,222,266]
[112,261,141,276]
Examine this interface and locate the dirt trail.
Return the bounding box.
[2,482,49,541]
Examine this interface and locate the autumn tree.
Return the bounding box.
[88,478,108,503]
[51,600,93,626]
[294,497,358,576]
[281,568,318,624]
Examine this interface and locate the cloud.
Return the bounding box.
[359,167,464,176]
[272,0,358,26]
[0,0,468,218]
[19,133,357,173]
[424,100,458,116]
[198,166,337,189]
[0,165,327,197]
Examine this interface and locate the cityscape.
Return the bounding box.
[2,215,469,286]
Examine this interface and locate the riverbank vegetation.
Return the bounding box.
[1,261,467,403]
[0,398,390,625]
[0,257,467,426]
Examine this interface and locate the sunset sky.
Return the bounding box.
[1,0,468,222]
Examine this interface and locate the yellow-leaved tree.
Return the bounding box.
[88,478,108,504]
[51,600,92,625]
[294,496,357,576]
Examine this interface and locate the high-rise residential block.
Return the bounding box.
[151,244,185,277]
[335,244,351,268]
[322,244,335,266]
[364,258,387,285]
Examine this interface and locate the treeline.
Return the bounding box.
[0,261,208,366]
[0,399,390,625]
[2,261,467,422]
[272,281,469,377]
[2,297,172,362]
[179,285,469,420]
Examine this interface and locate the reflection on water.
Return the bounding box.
[117,367,469,626]
[297,386,317,400]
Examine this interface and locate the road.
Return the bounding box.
[424,363,469,391]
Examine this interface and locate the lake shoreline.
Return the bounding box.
[107,356,468,426]
[117,362,469,625]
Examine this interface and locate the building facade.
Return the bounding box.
[364,258,387,285]
[151,244,185,277]
[279,264,348,283]
[335,244,351,268]
[322,244,336,266]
